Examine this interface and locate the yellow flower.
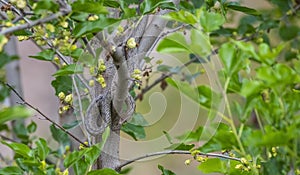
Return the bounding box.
[126,37,137,49]
[184,159,191,165]
[16,0,26,9]
[64,94,73,103]
[0,35,8,52]
[58,92,65,100]
[89,80,95,87]
[46,24,55,32]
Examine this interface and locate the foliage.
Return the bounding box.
[0,0,300,175]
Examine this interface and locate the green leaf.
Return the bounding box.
[240,79,263,98]
[53,64,83,77]
[62,120,82,130]
[64,149,89,168]
[164,143,194,151]
[35,138,50,160]
[127,113,148,126]
[0,166,23,175]
[200,10,225,32]
[0,85,10,102]
[140,0,176,14]
[51,76,72,95]
[190,29,212,58]
[256,66,277,85]
[121,123,145,140]
[198,158,226,173]
[73,159,89,175]
[73,17,120,37]
[1,141,33,158]
[164,10,197,24]
[157,32,189,53]
[219,42,236,75]
[176,126,203,143]
[166,78,198,102]
[50,124,70,154]
[29,49,55,61]
[199,123,237,152]
[87,168,120,175]
[227,4,261,16]
[158,164,176,175]
[71,1,108,14]
[0,52,18,69]
[279,25,299,41]
[33,0,59,13]
[27,121,37,133]
[85,127,110,166]
[232,41,259,60]
[0,106,32,124]
[163,131,173,144]
[196,85,214,109]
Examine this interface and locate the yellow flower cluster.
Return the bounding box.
[58,92,72,114]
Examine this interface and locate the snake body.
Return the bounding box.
[85,91,135,136]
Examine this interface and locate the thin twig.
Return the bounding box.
[4,82,89,147]
[0,134,17,142]
[117,150,241,169]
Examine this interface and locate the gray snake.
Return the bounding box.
[85,91,135,136]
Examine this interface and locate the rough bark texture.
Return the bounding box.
[84,1,180,170]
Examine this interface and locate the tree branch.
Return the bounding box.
[0,0,71,35]
[117,150,242,170]
[3,82,89,147]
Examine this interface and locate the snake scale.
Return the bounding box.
[85,90,135,136]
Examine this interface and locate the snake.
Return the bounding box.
[85,91,135,136]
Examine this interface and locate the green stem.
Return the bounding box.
[223,77,246,155]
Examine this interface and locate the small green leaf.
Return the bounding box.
[0,52,18,69]
[227,4,261,16]
[190,29,212,58]
[279,25,299,41]
[199,123,237,152]
[64,149,89,168]
[33,0,59,13]
[127,113,148,126]
[35,138,50,160]
[50,124,70,154]
[51,76,72,95]
[198,158,226,173]
[158,164,176,175]
[87,168,120,175]
[29,49,55,61]
[71,1,108,14]
[27,121,37,133]
[0,106,32,124]
[164,143,195,151]
[62,120,82,130]
[163,131,173,144]
[166,78,198,103]
[164,10,197,24]
[85,127,110,166]
[140,0,176,14]
[73,17,120,37]
[53,64,83,77]
[256,66,277,85]
[2,141,33,158]
[0,166,23,175]
[157,32,189,53]
[200,10,225,32]
[219,42,236,75]
[240,79,263,98]
[73,159,89,175]
[121,123,145,140]
[176,126,203,143]
[232,41,259,60]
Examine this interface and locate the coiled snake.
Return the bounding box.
[85,91,135,136]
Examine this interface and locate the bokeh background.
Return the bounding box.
[2,0,273,174]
